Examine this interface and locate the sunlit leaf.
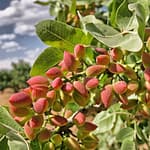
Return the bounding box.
[36,20,92,51]
[30,47,63,76]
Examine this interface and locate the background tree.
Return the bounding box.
[0,60,30,91]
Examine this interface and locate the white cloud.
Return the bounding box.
[1,41,22,52]
[0,48,42,70]
[24,48,42,64]
[0,57,18,70]
[0,34,16,40]
[14,23,35,36]
[0,0,51,36]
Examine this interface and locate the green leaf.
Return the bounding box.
[36,20,92,51]
[112,116,123,134]
[85,21,143,52]
[137,0,149,22]
[116,127,134,142]
[0,106,23,132]
[34,0,50,6]
[116,0,133,31]
[70,0,76,14]
[66,102,80,113]
[49,2,61,17]
[135,124,146,141]
[128,3,145,40]
[121,140,135,150]
[7,131,30,150]
[30,47,63,76]
[109,0,124,27]
[93,111,116,133]
[30,139,42,150]
[0,123,29,150]
[0,136,9,150]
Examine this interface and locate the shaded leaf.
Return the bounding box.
[116,0,133,31]
[30,139,42,150]
[30,47,63,76]
[66,102,80,113]
[109,0,124,27]
[0,106,23,132]
[0,123,29,150]
[116,127,134,142]
[0,136,9,150]
[34,0,50,6]
[128,2,146,39]
[7,131,30,150]
[93,111,116,133]
[85,22,143,52]
[121,140,135,150]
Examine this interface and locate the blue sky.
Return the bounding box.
[0,0,52,69]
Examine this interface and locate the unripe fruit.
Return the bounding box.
[146,36,150,51]
[127,81,138,94]
[86,65,106,77]
[77,130,89,139]
[145,92,150,104]
[61,92,72,105]
[73,112,86,126]
[9,105,31,117]
[140,104,150,117]
[74,44,85,59]
[64,137,80,150]
[46,90,56,105]
[24,122,36,140]
[113,81,127,94]
[51,77,63,90]
[47,90,56,100]
[62,82,74,93]
[110,48,123,61]
[95,48,108,55]
[82,134,98,149]
[142,52,150,68]
[46,67,62,79]
[144,68,150,82]
[145,81,150,91]
[108,63,125,73]
[33,98,49,114]
[85,77,99,89]
[73,90,89,106]
[51,134,62,146]
[100,84,113,108]
[60,51,77,71]
[96,55,110,65]
[23,87,31,95]
[52,101,62,112]
[38,128,51,143]
[27,76,48,86]
[124,66,137,80]
[9,92,32,108]
[119,94,128,105]
[81,122,97,132]
[14,116,29,125]
[31,86,48,100]
[64,109,73,118]
[50,115,67,126]
[29,115,44,129]
[121,99,137,110]
[73,81,88,97]
[43,142,55,150]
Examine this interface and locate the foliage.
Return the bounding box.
[0,0,150,149]
[0,60,31,91]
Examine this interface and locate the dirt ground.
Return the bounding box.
[0,88,14,106]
